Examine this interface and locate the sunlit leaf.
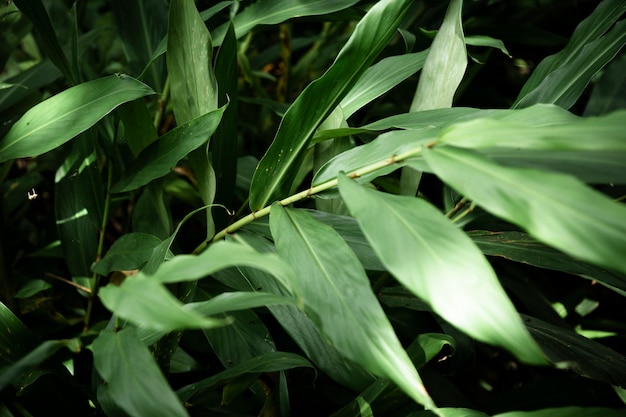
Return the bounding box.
[424,146,626,276]
[340,50,428,119]
[92,328,188,417]
[495,407,626,417]
[410,0,466,111]
[249,0,413,210]
[338,175,545,365]
[99,275,228,332]
[0,75,154,163]
[270,205,434,406]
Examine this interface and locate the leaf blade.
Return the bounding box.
[249,0,413,210]
[424,146,626,276]
[0,75,154,162]
[270,205,434,406]
[338,175,545,365]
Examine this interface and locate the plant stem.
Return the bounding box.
[83,161,113,332]
[200,145,428,252]
[154,76,170,130]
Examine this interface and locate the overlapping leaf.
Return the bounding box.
[110,105,226,193]
[0,75,154,162]
[249,0,413,209]
[338,175,545,365]
[93,328,188,417]
[270,205,434,407]
[424,146,626,276]
[513,0,626,108]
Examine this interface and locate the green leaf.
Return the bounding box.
[168,0,218,124]
[110,105,227,193]
[211,0,361,45]
[513,0,626,109]
[439,107,626,151]
[92,328,188,417]
[0,339,77,391]
[0,302,38,368]
[141,239,299,297]
[465,35,510,56]
[330,333,455,417]
[12,0,75,83]
[469,230,626,293]
[117,98,159,156]
[111,0,168,90]
[212,22,240,229]
[93,233,162,276]
[0,75,154,163]
[523,315,626,387]
[270,205,434,407]
[313,129,436,186]
[55,134,104,286]
[340,50,429,119]
[584,53,626,116]
[99,275,228,332]
[214,233,373,392]
[338,175,545,365]
[0,60,61,114]
[187,291,298,316]
[495,407,626,417]
[14,279,51,298]
[424,146,626,276]
[410,0,466,111]
[177,351,314,402]
[249,0,413,210]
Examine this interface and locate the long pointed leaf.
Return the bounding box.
[270,205,434,407]
[111,105,226,193]
[424,146,626,276]
[0,75,154,162]
[338,175,545,365]
[249,0,413,210]
[92,328,188,417]
[513,0,626,108]
[410,0,466,111]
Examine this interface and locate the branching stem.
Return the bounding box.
[200,145,428,252]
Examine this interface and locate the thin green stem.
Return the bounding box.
[154,76,171,130]
[445,197,468,218]
[83,161,113,332]
[198,145,428,252]
[451,202,476,224]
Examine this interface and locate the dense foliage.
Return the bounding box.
[1,0,626,416]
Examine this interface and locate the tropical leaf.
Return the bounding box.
[93,233,162,276]
[99,275,228,332]
[211,0,361,45]
[92,328,189,417]
[270,205,434,407]
[249,0,413,210]
[424,146,626,276]
[494,407,626,417]
[340,50,428,119]
[410,0,466,111]
[338,175,545,365]
[177,351,314,403]
[110,105,227,193]
[513,0,626,108]
[0,74,154,163]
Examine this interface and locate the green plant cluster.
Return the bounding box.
[1,0,626,416]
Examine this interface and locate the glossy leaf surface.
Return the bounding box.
[338,175,545,365]
[424,146,626,276]
[250,0,413,209]
[0,75,154,162]
[270,205,434,406]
